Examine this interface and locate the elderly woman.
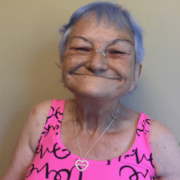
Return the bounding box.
[1,1,180,180]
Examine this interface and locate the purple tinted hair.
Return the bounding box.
[59,1,144,64]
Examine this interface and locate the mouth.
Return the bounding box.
[72,73,121,80]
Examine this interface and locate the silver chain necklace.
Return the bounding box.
[74,103,119,171]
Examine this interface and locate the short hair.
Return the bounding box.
[59,1,144,65]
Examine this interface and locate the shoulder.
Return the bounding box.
[150,119,175,142]
[25,99,54,151]
[28,99,53,129]
[150,119,178,147]
[150,119,180,178]
[31,99,54,114]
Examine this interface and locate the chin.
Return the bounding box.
[67,83,117,101]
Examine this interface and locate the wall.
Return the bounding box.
[0,0,180,177]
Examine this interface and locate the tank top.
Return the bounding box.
[25,99,156,180]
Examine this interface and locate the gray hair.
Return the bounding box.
[59,1,144,66]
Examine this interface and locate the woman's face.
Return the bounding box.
[61,15,140,101]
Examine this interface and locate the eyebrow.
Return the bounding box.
[106,38,134,48]
[69,36,134,48]
[69,36,89,43]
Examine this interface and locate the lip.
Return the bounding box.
[72,73,121,80]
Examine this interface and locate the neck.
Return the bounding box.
[73,95,126,134]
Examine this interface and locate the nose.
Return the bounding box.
[85,50,108,73]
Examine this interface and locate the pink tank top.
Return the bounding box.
[25,99,156,180]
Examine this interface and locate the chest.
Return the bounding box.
[61,121,137,161]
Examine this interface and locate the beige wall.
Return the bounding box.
[0,0,180,176]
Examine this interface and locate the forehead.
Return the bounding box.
[68,14,134,45]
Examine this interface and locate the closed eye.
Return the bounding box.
[74,47,90,52]
[108,50,126,54]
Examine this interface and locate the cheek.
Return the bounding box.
[122,57,135,73]
[111,60,135,77]
[60,61,71,83]
[61,55,75,74]
[63,52,86,70]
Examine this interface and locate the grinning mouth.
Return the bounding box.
[72,73,121,80]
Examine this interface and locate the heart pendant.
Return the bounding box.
[75,159,89,171]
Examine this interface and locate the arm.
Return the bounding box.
[0,100,52,180]
[150,119,180,180]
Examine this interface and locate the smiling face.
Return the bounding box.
[61,14,141,101]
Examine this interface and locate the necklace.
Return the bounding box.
[74,103,119,171]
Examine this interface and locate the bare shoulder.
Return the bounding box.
[27,99,53,151]
[30,99,53,117]
[150,119,180,179]
[29,99,53,126]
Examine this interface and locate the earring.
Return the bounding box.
[95,49,106,57]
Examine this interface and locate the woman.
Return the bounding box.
[1,1,180,180]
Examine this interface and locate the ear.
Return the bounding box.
[60,62,65,84]
[129,64,142,92]
[60,62,63,72]
[135,63,142,80]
